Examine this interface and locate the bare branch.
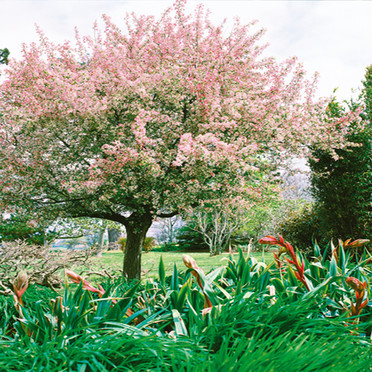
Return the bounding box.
[0,240,96,292]
[156,211,179,218]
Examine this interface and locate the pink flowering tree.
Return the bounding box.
[0,1,357,279]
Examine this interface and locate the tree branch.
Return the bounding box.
[156,210,179,218]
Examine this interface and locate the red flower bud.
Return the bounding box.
[343,239,370,248]
[346,277,366,292]
[183,254,200,270]
[65,269,84,284]
[65,269,105,297]
[258,236,278,245]
[13,272,28,306]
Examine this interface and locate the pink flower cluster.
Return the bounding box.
[0,0,361,219]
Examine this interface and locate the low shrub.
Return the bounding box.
[176,224,209,252]
[278,203,325,253]
[118,236,156,253]
[280,204,371,256]
[150,243,183,252]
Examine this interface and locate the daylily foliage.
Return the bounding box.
[4,236,370,371]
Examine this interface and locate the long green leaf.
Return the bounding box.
[176,280,191,311]
[159,255,165,286]
[172,309,188,336]
[171,263,179,291]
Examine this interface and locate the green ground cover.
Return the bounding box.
[1,240,370,371]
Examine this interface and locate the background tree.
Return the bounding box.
[308,83,371,244]
[0,213,54,245]
[107,227,121,250]
[189,198,249,255]
[176,223,209,252]
[0,48,9,65]
[281,68,372,252]
[155,215,182,250]
[51,217,123,252]
[0,1,357,279]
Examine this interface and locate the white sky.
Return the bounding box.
[1,0,372,101]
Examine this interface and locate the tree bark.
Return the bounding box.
[108,228,121,250]
[123,211,153,280]
[96,226,105,257]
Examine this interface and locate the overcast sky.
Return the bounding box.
[1,0,372,101]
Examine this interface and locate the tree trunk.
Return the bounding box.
[108,228,121,250]
[123,211,153,280]
[96,227,105,257]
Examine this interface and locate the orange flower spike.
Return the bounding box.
[260,235,309,291]
[344,239,370,248]
[13,272,28,306]
[346,276,368,317]
[259,235,294,254]
[81,280,105,297]
[84,283,105,297]
[66,269,105,297]
[202,307,213,316]
[285,242,296,257]
[346,277,366,293]
[258,236,279,246]
[97,283,105,296]
[300,261,305,276]
[273,252,282,269]
[360,299,368,310]
[183,254,203,287]
[183,254,200,270]
[294,272,301,281]
[65,269,84,284]
[342,238,352,247]
[183,254,211,308]
[13,272,28,299]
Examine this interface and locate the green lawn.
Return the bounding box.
[89,249,270,278]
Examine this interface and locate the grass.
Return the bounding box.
[89,249,270,278]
